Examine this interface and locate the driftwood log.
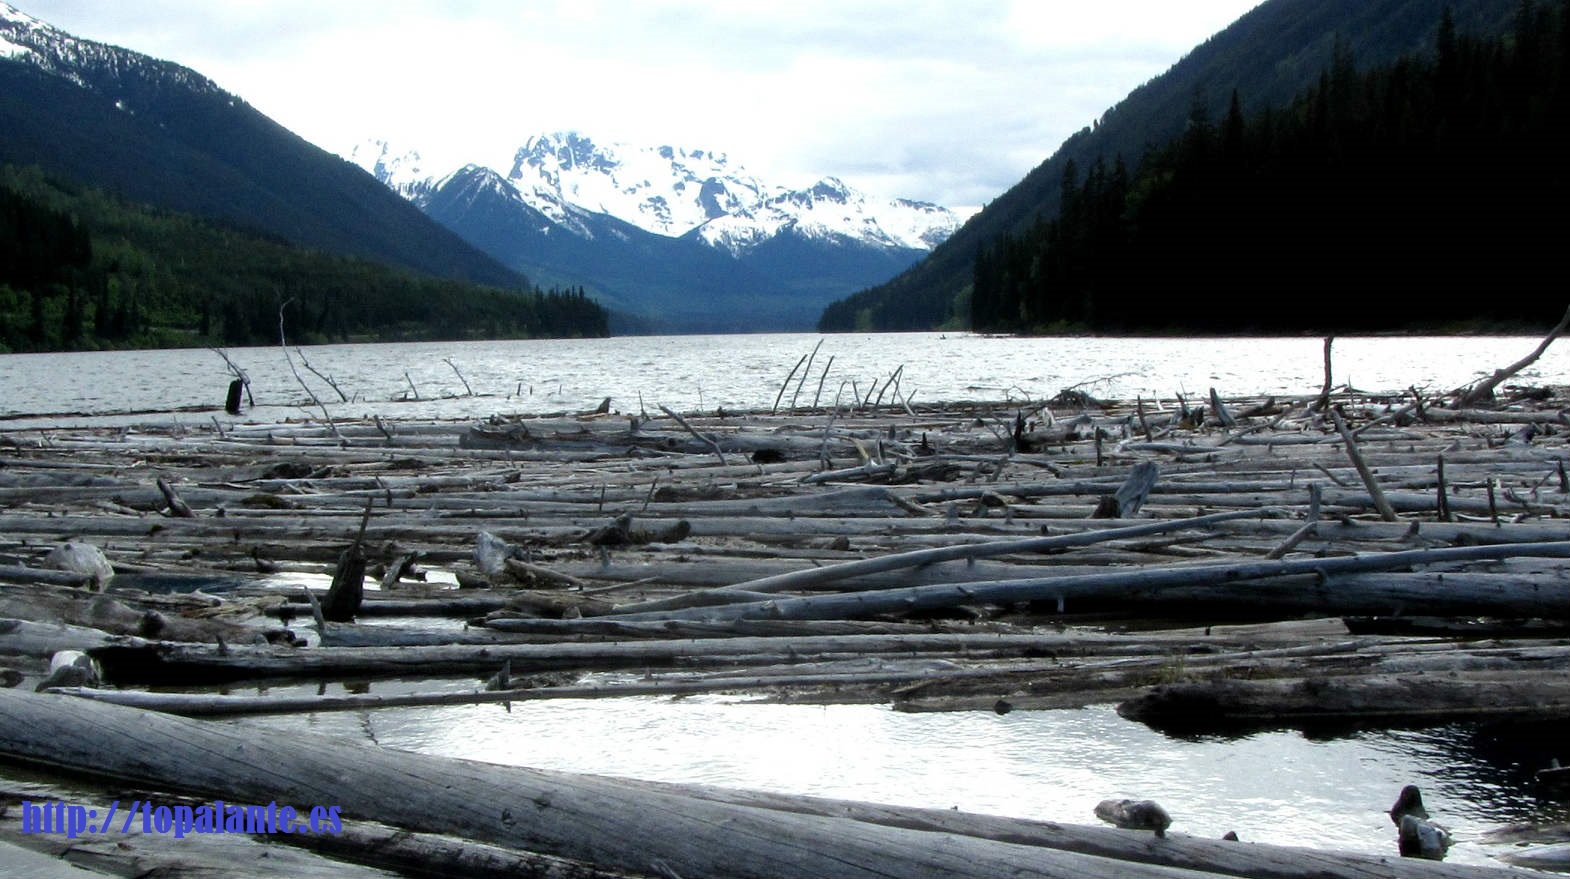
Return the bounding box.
[0,689,1540,879]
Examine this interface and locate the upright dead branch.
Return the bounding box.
[1316,336,1335,411]
[277,297,344,444]
[295,348,349,402]
[1330,408,1398,522]
[444,358,475,396]
[1452,303,1570,407]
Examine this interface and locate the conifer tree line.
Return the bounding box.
[971,1,1570,334]
[0,166,609,352]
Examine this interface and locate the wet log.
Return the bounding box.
[607,774,1518,879]
[1117,671,1570,730]
[0,583,286,645]
[87,632,1076,684]
[0,688,1221,879]
[47,660,984,716]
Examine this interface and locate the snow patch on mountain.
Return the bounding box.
[507,132,772,240]
[348,130,960,259]
[1,1,223,97]
[347,139,439,201]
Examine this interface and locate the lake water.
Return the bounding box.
[5,331,1570,866]
[3,332,1569,427]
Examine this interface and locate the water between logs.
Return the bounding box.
[7,330,1570,872]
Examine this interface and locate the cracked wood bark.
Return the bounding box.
[0,688,1224,879]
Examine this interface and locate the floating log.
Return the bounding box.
[0,688,1225,879]
[604,508,1276,617]
[86,631,1075,684]
[1117,671,1570,731]
[610,541,1570,623]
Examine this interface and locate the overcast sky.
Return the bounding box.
[18,1,1262,211]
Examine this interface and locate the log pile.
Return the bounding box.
[4,348,1570,875]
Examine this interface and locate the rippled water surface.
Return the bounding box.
[4,332,1569,425]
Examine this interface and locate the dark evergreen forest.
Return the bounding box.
[970,2,1569,334]
[0,166,608,352]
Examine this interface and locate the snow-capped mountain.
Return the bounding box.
[1,3,523,288]
[348,131,961,331]
[348,139,440,202]
[355,131,959,257]
[2,2,223,100]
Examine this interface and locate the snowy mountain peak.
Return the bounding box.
[497,131,960,255]
[1,2,223,98]
[354,129,960,260]
[508,131,767,239]
[347,139,437,200]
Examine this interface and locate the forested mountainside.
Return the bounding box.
[1,4,531,293]
[968,4,1568,333]
[0,166,607,352]
[818,0,1525,332]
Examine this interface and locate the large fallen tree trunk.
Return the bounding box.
[88,631,1079,684]
[603,508,1277,616]
[1117,671,1570,731]
[0,688,1234,879]
[609,541,1570,623]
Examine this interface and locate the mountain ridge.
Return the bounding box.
[349,132,961,332]
[0,2,529,290]
[818,0,1526,332]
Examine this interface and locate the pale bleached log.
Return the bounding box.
[477,617,962,639]
[607,773,1522,879]
[0,564,92,588]
[269,816,649,879]
[605,508,1276,617]
[0,688,1220,879]
[0,618,119,657]
[610,541,1570,623]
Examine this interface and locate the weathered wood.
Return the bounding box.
[604,508,1277,616]
[0,564,93,588]
[0,583,289,646]
[1092,461,1161,518]
[87,632,1078,684]
[1117,671,1570,730]
[0,618,119,657]
[607,773,1520,879]
[1453,303,1570,407]
[0,688,1228,879]
[1330,409,1398,522]
[610,541,1570,623]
